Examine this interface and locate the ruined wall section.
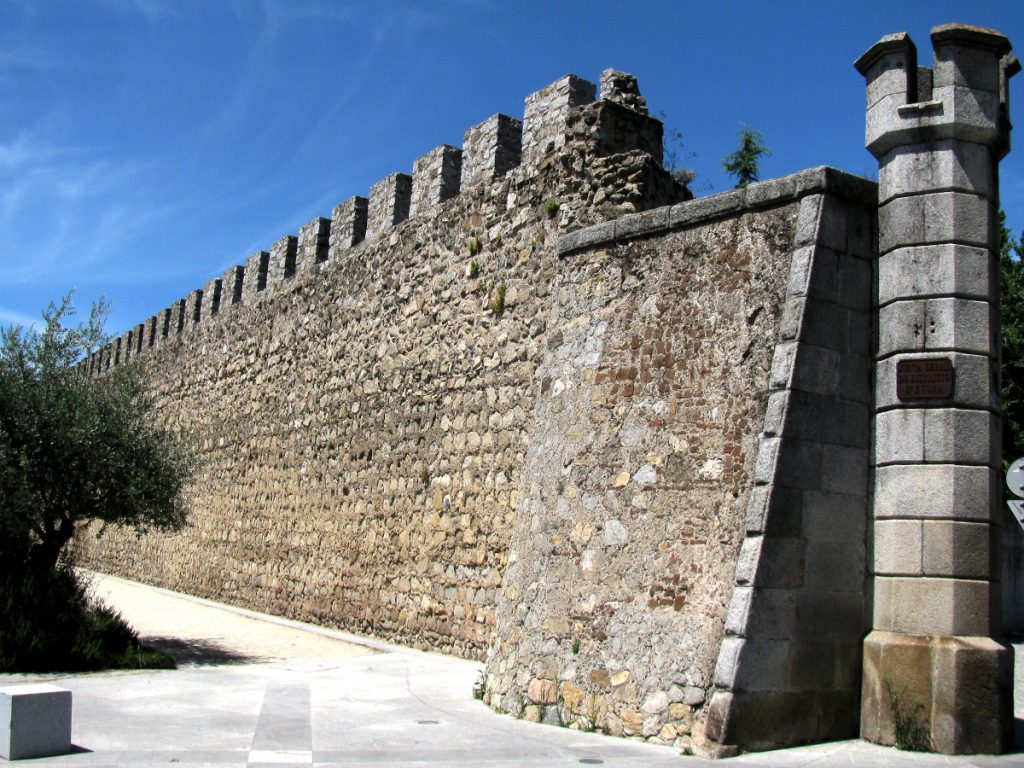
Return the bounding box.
[75,70,689,659]
[485,168,876,754]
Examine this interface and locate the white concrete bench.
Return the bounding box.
[0,684,72,760]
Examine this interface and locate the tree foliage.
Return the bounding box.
[1001,212,1024,465]
[722,125,771,188]
[0,295,194,577]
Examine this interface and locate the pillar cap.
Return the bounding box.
[931,23,1011,56]
[857,24,1016,159]
[854,32,915,77]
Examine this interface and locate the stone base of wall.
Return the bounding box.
[860,630,1013,754]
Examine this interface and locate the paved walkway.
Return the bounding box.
[0,572,1021,767]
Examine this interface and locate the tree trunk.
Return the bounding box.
[28,520,75,573]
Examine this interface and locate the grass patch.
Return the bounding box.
[0,566,175,673]
[886,678,931,752]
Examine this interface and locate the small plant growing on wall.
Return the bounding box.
[543,197,559,217]
[468,236,481,256]
[582,695,604,733]
[886,678,931,752]
[468,259,480,279]
[490,282,507,315]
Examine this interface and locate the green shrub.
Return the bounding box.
[0,567,174,672]
[543,197,560,217]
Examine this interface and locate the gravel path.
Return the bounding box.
[84,571,379,665]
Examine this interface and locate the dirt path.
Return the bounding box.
[84,571,378,665]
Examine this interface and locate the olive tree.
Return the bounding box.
[0,295,194,577]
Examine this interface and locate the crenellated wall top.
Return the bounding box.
[84,68,671,376]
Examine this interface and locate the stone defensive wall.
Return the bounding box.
[75,23,1019,758]
[77,69,689,662]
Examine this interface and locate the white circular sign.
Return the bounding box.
[1007,458,1024,498]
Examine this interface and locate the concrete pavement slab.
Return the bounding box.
[0,573,1021,766]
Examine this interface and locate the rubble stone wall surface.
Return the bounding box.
[486,201,798,741]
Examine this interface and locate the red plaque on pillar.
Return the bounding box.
[896,358,953,400]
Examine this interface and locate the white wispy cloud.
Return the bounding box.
[196,0,357,140]
[0,0,502,331]
[0,121,175,287]
[250,0,354,32]
[0,49,68,73]
[0,306,43,331]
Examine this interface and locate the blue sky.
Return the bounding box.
[1,1,1022,336]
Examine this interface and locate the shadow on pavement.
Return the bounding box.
[141,636,265,666]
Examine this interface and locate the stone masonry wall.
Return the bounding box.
[485,202,798,741]
[484,168,876,755]
[67,23,1021,757]
[75,70,688,659]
